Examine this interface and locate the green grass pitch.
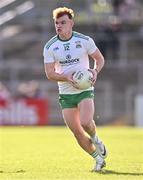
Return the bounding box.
[0,126,143,180]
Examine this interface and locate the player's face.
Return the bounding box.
[54,15,74,38]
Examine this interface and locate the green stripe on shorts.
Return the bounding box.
[59,90,94,109]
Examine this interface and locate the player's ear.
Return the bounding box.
[71,20,74,27]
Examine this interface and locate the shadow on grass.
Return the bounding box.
[96,169,143,176]
[0,169,26,173]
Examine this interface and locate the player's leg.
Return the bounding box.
[59,92,106,171]
[78,98,107,159]
[62,107,105,171]
[62,108,96,154]
[78,98,96,136]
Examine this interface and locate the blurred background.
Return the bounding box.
[0,0,143,126]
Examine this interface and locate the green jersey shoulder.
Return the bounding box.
[45,35,58,50]
[73,31,89,41]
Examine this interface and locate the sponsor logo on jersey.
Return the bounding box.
[59,58,79,66]
[66,54,71,60]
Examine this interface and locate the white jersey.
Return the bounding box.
[43,31,97,94]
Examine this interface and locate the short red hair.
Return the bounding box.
[53,7,74,20]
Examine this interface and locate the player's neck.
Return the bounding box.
[58,31,72,41]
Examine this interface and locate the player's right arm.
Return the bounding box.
[45,62,67,81]
[44,63,75,84]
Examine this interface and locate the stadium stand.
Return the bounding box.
[0,0,143,125]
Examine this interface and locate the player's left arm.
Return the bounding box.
[89,48,105,84]
[90,48,105,73]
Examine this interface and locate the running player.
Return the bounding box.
[43,7,107,171]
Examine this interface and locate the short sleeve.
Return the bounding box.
[86,37,97,55]
[43,46,55,63]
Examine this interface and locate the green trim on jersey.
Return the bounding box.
[45,35,58,49]
[73,31,89,41]
[59,90,94,109]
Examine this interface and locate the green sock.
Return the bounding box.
[90,151,98,159]
[90,151,103,162]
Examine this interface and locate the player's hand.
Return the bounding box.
[67,72,80,89]
[88,69,98,85]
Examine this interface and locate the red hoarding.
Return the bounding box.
[0,99,49,125]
